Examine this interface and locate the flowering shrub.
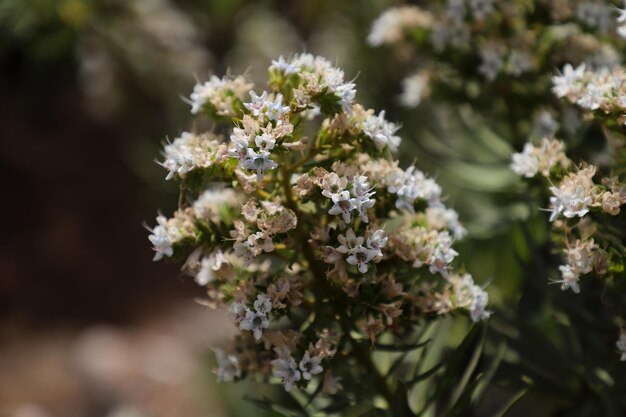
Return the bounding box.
[368,1,626,412]
[511,65,626,360]
[148,54,490,413]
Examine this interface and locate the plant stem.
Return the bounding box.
[279,164,401,415]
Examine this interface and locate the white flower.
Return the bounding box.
[230,302,247,321]
[554,265,581,293]
[266,94,291,121]
[386,166,442,212]
[576,83,603,110]
[299,352,323,380]
[287,54,357,112]
[425,206,467,239]
[336,228,363,254]
[351,193,376,223]
[328,190,355,223]
[549,184,592,221]
[160,132,220,180]
[427,232,458,276]
[192,188,237,221]
[447,273,491,321]
[366,229,388,260]
[244,91,289,121]
[243,91,269,118]
[367,6,432,46]
[335,229,379,273]
[552,63,586,98]
[255,133,276,151]
[270,55,299,75]
[148,215,174,261]
[247,231,275,253]
[189,75,252,116]
[253,293,273,315]
[469,287,491,322]
[346,245,377,273]
[511,143,539,178]
[195,250,227,285]
[272,356,301,391]
[239,309,269,340]
[399,72,428,108]
[214,349,241,382]
[321,173,348,198]
[565,239,598,276]
[361,110,402,152]
[240,148,278,181]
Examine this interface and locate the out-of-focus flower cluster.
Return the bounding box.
[511,67,626,359]
[368,1,625,110]
[553,63,626,126]
[148,54,489,395]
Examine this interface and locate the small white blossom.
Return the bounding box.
[511,143,540,178]
[328,190,355,223]
[299,352,323,380]
[425,206,467,239]
[148,215,174,261]
[270,55,299,75]
[160,132,221,180]
[255,133,276,151]
[239,309,270,340]
[189,75,252,116]
[399,72,428,108]
[367,6,433,46]
[230,302,247,321]
[240,148,278,181]
[214,349,241,382]
[253,293,273,315]
[554,265,581,294]
[445,273,491,321]
[195,250,227,285]
[552,63,586,98]
[361,110,402,152]
[272,356,301,391]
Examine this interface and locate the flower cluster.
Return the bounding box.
[512,134,625,358]
[369,1,625,110]
[510,137,569,178]
[159,131,228,180]
[552,63,626,125]
[148,55,489,397]
[189,74,252,117]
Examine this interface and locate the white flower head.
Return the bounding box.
[240,148,278,181]
[328,190,355,223]
[361,110,402,152]
[511,143,539,178]
[554,265,581,294]
[299,352,323,380]
[270,56,299,75]
[552,63,586,98]
[239,309,270,340]
[399,72,428,108]
[272,356,301,391]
